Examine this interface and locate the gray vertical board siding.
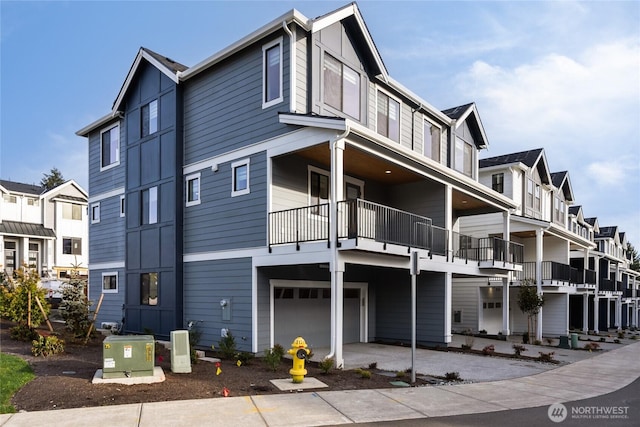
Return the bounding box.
[183,258,253,352]
[389,180,446,228]
[271,154,312,212]
[183,152,267,253]
[183,33,290,165]
[89,269,125,326]
[87,122,126,196]
[373,270,447,346]
[295,29,308,113]
[88,195,125,264]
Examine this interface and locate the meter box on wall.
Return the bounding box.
[102,335,155,379]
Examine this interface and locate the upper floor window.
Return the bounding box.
[324,53,360,120]
[141,100,158,137]
[141,186,158,225]
[62,203,82,220]
[185,173,201,206]
[91,202,100,224]
[231,159,250,197]
[262,38,283,108]
[423,120,441,162]
[63,237,82,255]
[454,137,473,177]
[100,125,120,170]
[27,197,39,206]
[377,91,400,142]
[534,184,541,211]
[3,194,17,203]
[492,173,504,193]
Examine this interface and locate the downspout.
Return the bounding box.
[326,125,350,363]
[282,21,296,113]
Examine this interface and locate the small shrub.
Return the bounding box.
[9,324,39,342]
[538,351,555,362]
[31,335,65,357]
[355,368,371,379]
[533,339,542,346]
[522,331,529,344]
[218,332,237,360]
[395,370,406,378]
[444,371,461,381]
[368,362,377,369]
[613,339,620,344]
[599,337,606,342]
[306,348,314,361]
[631,336,638,341]
[617,331,625,339]
[512,344,527,357]
[318,357,334,374]
[464,335,474,349]
[545,337,554,346]
[236,351,255,366]
[271,343,285,359]
[583,342,600,351]
[263,347,283,372]
[479,329,487,334]
[482,344,495,355]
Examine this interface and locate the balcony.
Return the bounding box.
[513,261,575,286]
[268,199,523,271]
[598,279,620,293]
[623,288,635,298]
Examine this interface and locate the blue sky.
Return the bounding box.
[1,0,639,244]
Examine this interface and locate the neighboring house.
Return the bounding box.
[76,3,524,366]
[454,149,595,339]
[0,179,88,285]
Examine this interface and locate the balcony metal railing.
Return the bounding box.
[624,288,635,298]
[268,203,330,250]
[599,279,616,292]
[452,234,523,266]
[513,261,573,284]
[584,269,596,285]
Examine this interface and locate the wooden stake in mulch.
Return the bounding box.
[28,290,32,328]
[34,296,54,332]
[84,293,104,343]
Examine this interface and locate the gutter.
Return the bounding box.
[281,21,296,113]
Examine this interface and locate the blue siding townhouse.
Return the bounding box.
[77,3,524,367]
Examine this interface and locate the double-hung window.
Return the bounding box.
[454,137,473,177]
[263,38,283,108]
[141,99,158,137]
[231,159,250,197]
[100,124,119,170]
[63,238,82,255]
[186,173,201,206]
[324,53,360,119]
[141,187,158,225]
[377,91,400,142]
[62,203,82,220]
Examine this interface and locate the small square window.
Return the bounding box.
[102,272,118,293]
[141,100,158,137]
[231,159,250,197]
[186,173,201,206]
[91,203,100,224]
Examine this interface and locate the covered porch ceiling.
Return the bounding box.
[286,142,504,215]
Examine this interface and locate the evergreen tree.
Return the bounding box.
[40,167,65,191]
[59,267,93,338]
[627,242,640,272]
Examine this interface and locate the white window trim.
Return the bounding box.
[423,117,442,160]
[307,165,364,205]
[91,202,101,224]
[101,271,118,294]
[231,159,250,197]
[262,37,284,109]
[100,124,120,172]
[375,87,402,142]
[185,172,201,207]
[120,195,125,218]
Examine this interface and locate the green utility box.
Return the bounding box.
[102,335,155,379]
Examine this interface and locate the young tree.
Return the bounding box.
[40,167,65,191]
[517,279,544,343]
[627,242,640,272]
[59,266,93,338]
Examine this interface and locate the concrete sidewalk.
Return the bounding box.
[2,340,639,427]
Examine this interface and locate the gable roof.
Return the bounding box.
[442,103,489,149]
[568,205,581,216]
[0,179,44,196]
[479,148,551,185]
[596,226,619,240]
[550,171,574,202]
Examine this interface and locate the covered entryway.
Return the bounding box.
[271,280,367,349]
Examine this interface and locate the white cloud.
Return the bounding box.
[586,157,638,187]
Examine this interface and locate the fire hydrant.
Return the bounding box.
[288,336,310,383]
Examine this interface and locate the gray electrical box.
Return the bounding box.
[102,335,155,379]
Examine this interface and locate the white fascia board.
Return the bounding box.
[41,180,88,200]
[76,113,118,137]
[310,3,355,32]
[141,50,180,84]
[546,224,597,249]
[385,77,452,125]
[88,187,125,204]
[279,114,347,130]
[179,10,309,81]
[347,121,518,210]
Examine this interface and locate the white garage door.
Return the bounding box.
[273,285,362,349]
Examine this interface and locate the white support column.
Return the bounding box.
[445,185,453,260]
[606,298,611,329]
[594,255,600,334]
[444,272,452,343]
[583,293,589,334]
[535,228,544,340]
[21,237,29,271]
[333,265,344,369]
[615,297,622,331]
[502,210,511,336]
[329,135,345,369]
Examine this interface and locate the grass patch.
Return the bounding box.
[0,352,35,413]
